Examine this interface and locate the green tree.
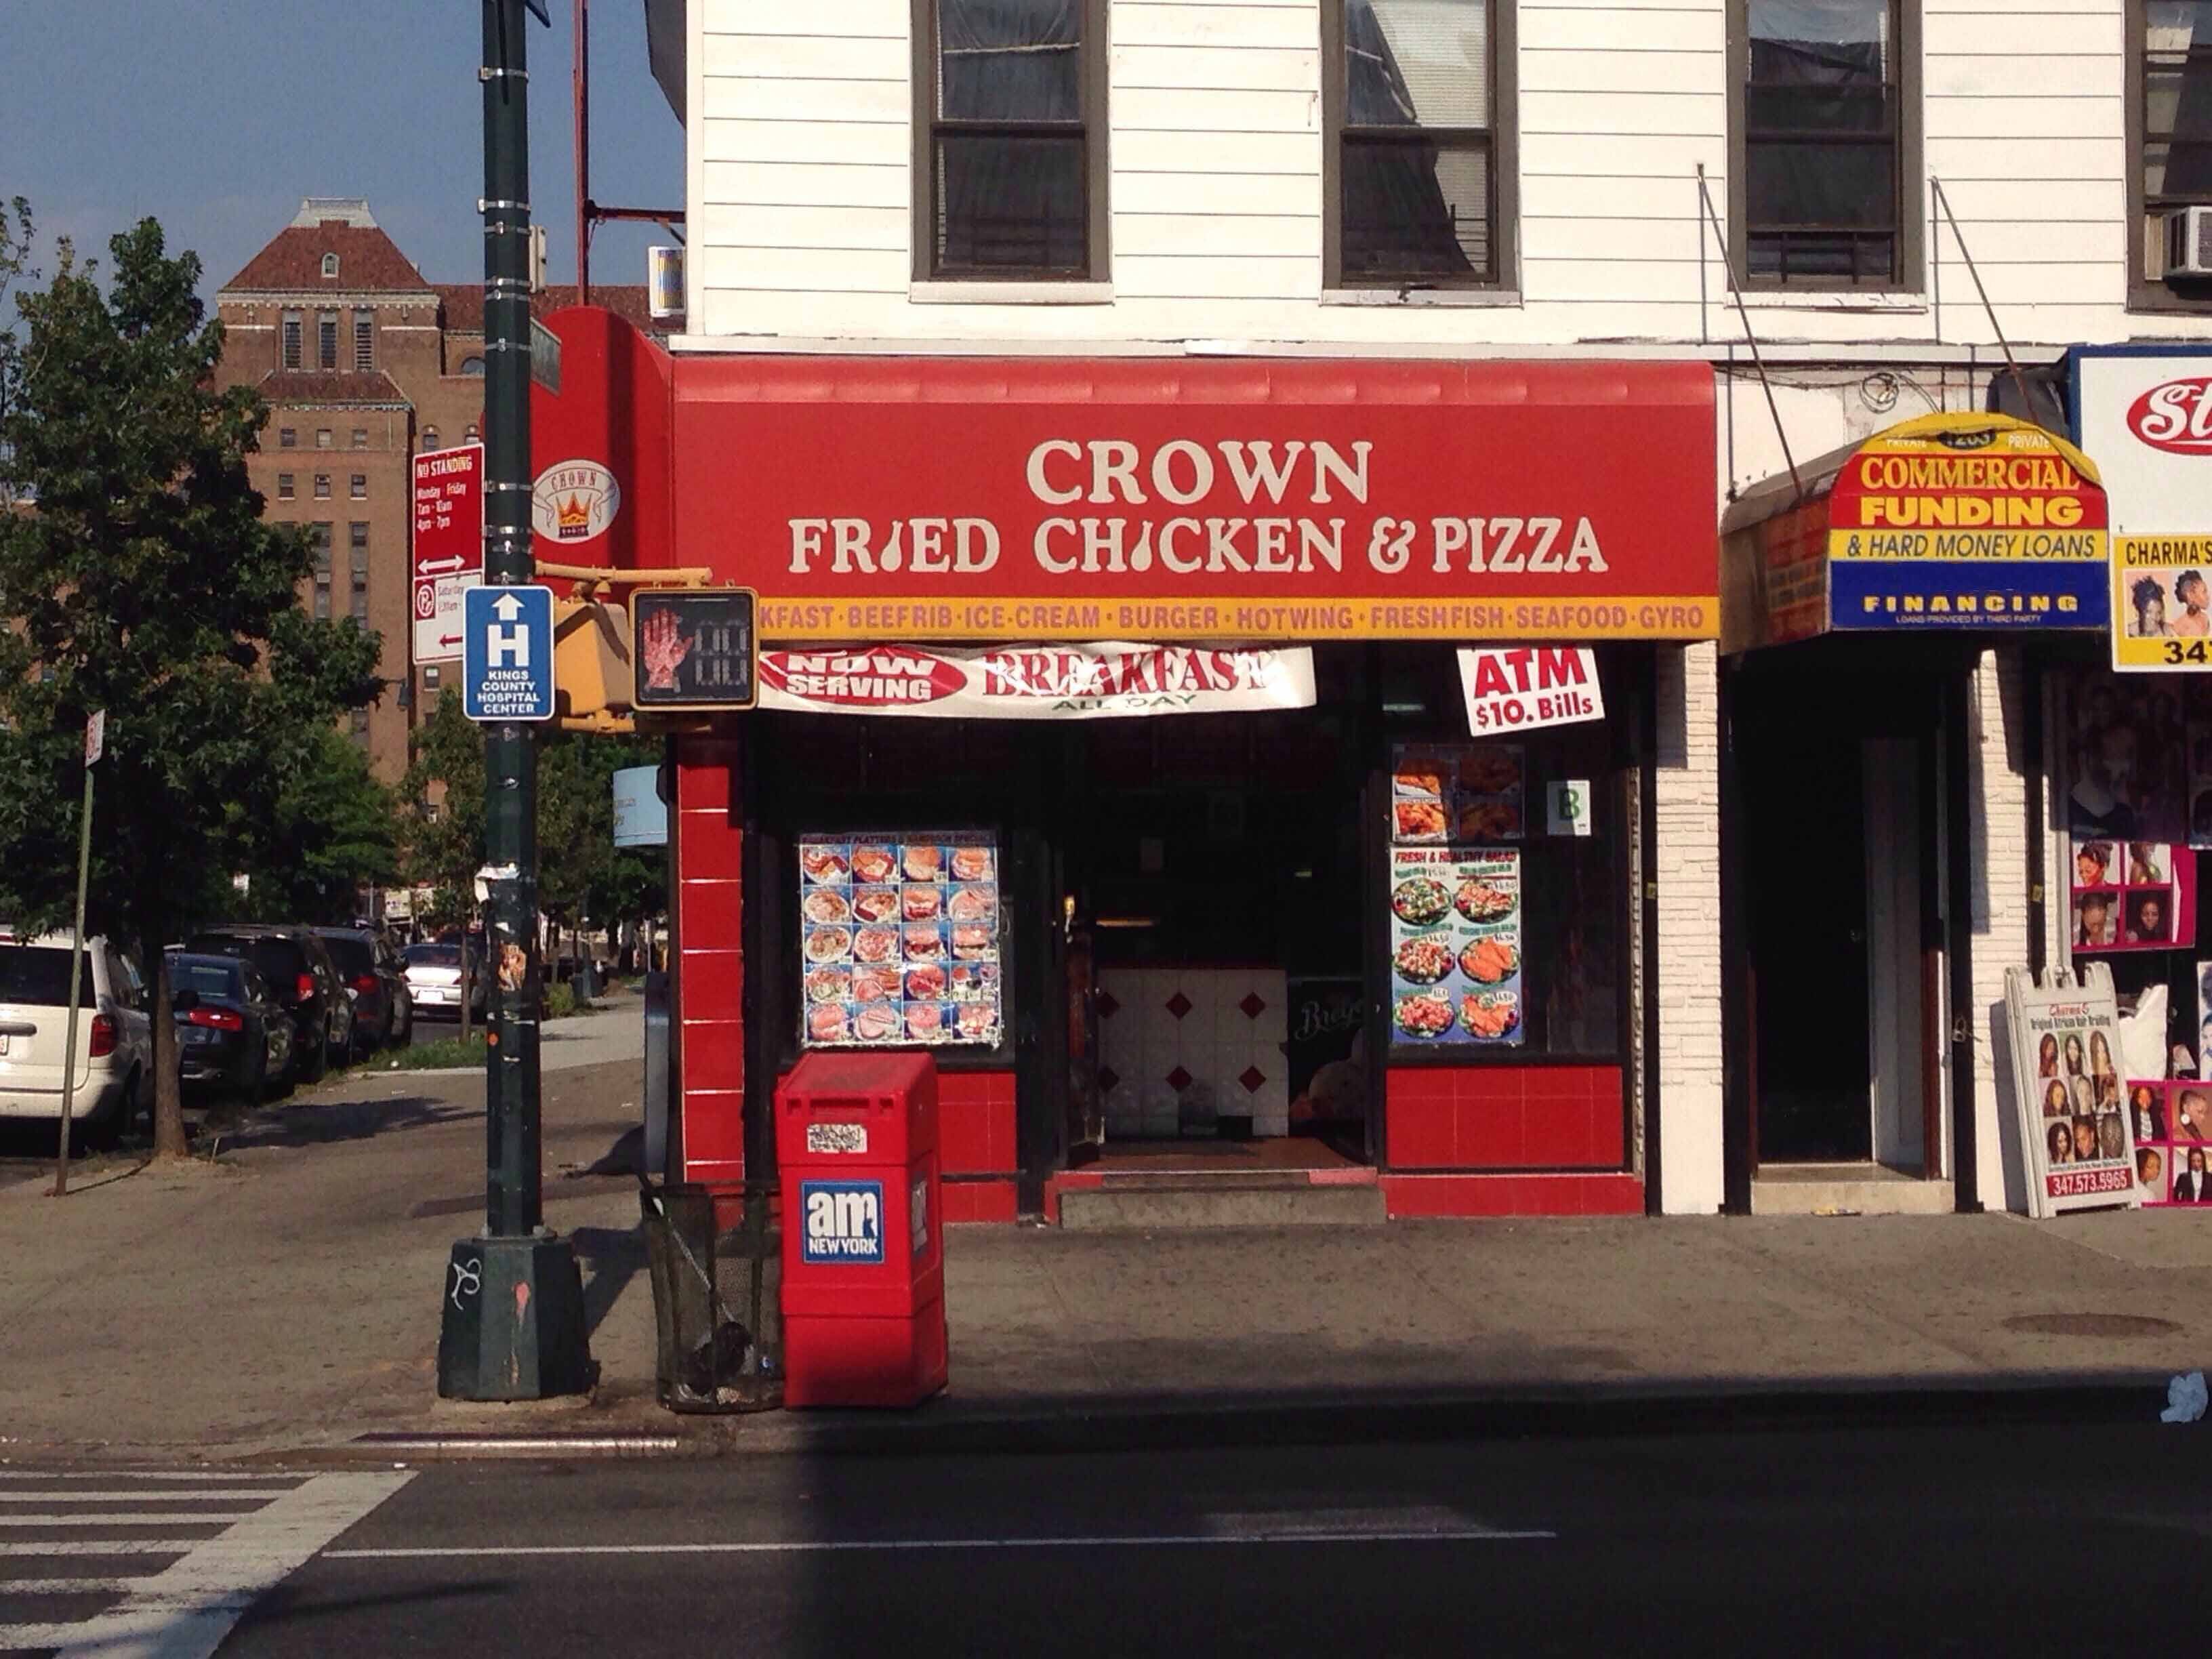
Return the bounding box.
[235,726,401,925]
[536,729,661,976]
[400,691,486,1036]
[0,212,380,1157]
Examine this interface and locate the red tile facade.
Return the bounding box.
[677,739,747,1188]
[1384,1065,1626,1170]
[941,1181,1021,1224]
[1380,1172,1645,1218]
[937,1071,1019,1177]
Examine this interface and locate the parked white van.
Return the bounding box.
[0,933,154,1137]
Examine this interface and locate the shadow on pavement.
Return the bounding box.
[218,1094,479,1151]
[573,1223,649,1339]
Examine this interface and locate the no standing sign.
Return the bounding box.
[412,443,485,666]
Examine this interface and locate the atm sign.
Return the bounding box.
[800,1179,885,1264]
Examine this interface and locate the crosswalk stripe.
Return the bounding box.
[0,1541,199,1557]
[0,1471,411,1659]
[0,1621,96,1647]
[0,1473,300,1482]
[0,1578,140,1595]
[0,1517,241,1529]
[0,1492,291,1504]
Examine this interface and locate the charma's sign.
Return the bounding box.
[670,359,1718,642]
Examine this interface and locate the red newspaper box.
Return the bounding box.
[776,1052,947,1408]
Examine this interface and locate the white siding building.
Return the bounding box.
[619,0,2212,1218]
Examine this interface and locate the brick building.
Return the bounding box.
[215,199,648,781]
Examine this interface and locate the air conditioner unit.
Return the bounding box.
[2165,206,2212,279]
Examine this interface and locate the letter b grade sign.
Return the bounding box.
[800,1179,885,1265]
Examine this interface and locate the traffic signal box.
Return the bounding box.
[775,1052,948,1408]
[552,597,634,720]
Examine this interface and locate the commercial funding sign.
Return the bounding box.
[1723,413,2110,650]
[667,359,1719,642]
[1824,415,2108,630]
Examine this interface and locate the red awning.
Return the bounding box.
[534,312,1718,643]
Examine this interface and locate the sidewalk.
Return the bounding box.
[4,1050,2211,1460]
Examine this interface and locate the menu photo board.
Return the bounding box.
[1388,848,1523,1048]
[2005,962,2140,1216]
[798,833,1002,1048]
[1388,743,1526,1049]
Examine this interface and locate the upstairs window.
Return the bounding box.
[321,252,340,279]
[318,312,339,370]
[460,355,486,376]
[2134,0,2212,301]
[350,473,367,499]
[422,426,441,451]
[917,0,1106,279]
[351,427,369,448]
[1326,0,1514,287]
[276,472,294,501]
[1734,0,1919,287]
[281,313,302,370]
[279,427,298,449]
[349,527,371,623]
[353,309,375,371]
[310,524,333,619]
[314,474,331,500]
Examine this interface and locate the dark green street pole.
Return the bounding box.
[437,0,591,1401]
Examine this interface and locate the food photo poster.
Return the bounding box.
[798,833,1003,1048]
[1389,743,1526,1049]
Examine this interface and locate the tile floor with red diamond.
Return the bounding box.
[1096,968,1292,1139]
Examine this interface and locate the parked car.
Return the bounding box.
[0,931,154,1141]
[183,926,352,1082]
[311,927,411,1052]
[165,951,294,1099]
[404,941,486,1022]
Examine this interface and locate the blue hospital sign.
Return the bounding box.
[462,584,556,722]
[800,1179,886,1265]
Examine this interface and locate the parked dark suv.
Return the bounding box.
[311,927,411,1053]
[183,926,352,1082]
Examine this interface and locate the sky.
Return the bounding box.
[1,0,682,302]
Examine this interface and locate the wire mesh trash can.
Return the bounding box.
[640,1181,782,1413]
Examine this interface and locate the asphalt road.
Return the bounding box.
[1,1420,2193,1657]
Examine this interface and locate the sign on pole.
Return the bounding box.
[611,765,668,848]
[83,710,105,767]
[462,584,556,722]
[631,589,759,712]
[411,443,485,667]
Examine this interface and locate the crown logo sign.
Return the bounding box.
[556,492,592,537]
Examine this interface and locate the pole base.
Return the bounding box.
[436,1233,594,1401]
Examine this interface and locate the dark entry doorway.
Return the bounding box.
[1727,643,1951,1174]
[1740,719,1873,1162]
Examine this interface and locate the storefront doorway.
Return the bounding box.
[1726,644,1950,1197]
[1067,669,1368,1162]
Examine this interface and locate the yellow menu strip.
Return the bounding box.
[758,595,1721,642]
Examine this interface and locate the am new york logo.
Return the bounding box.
[800,1179,885,1265]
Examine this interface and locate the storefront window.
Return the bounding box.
[798,832,1003,1048]
[1381,655,1624,1062]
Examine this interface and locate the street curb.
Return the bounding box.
[302,1373,2184,1462]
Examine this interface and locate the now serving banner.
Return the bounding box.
[756,642,1315,720]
